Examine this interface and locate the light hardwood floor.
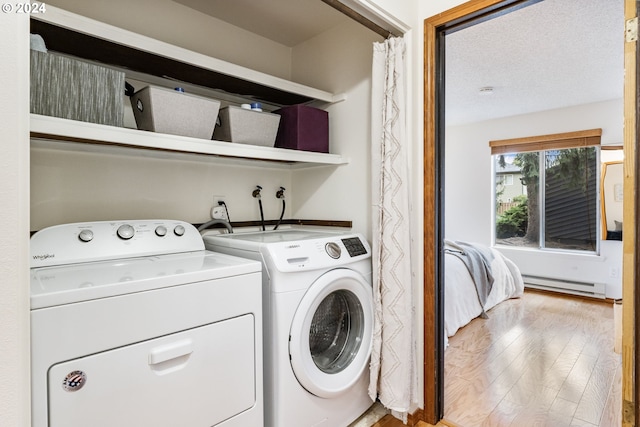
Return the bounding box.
[443,290,621,427]
[368,291,621,427]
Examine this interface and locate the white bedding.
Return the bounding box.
[444,241,524,346]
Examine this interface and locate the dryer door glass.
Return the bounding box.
[309,290,363,374]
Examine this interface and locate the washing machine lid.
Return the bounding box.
[202,228,342,249]
[30,219,261,309]
[235,229,341,242]
[203,229,371,274]
[30,250,261,309]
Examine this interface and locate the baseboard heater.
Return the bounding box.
[522,275,606,299]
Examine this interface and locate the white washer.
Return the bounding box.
[202,229,374,427]
[30,220,263,427]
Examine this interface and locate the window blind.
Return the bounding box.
[489,128,602,155]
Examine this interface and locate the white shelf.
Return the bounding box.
[29,7,349,168]
[31,6,344,106]
[30,114,349,168]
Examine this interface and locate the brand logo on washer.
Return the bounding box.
[62,370,87,392]
[286,244,300,249]
[32,253,55,261]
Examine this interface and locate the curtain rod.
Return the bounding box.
[320,0,399,39]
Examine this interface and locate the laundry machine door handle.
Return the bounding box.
[148,339,193,365]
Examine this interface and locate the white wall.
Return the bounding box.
[0,12,31,427]
[31,148,293,230]
[290,20,383,238]
[499,241,623,299]
[30,2,381,232]
[32,1,299,231]
[444,99,624,298]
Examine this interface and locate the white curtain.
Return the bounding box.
[368,36,417,421]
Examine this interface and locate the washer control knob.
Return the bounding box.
[78,229,94,242]
[325,242,341,259]
[173,225,185,236]
[117,224,135,240]
[155,225,167,237]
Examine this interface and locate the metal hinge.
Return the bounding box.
[623,399,635,425]
[626,17,638,42]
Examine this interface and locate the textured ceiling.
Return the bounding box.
[445,0,624,125]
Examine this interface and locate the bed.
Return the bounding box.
[444,240,524,346]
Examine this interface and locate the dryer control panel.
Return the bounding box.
[30,220,205,268]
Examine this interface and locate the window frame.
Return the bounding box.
[490,129,602,254]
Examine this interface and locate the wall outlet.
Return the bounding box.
[213,195,225,206]
[211,205,228,220]
[211,195,228,220]
[609,266,620,278]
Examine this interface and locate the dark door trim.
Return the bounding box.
[423,0,546,423]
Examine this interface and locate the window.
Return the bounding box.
[490,129,601,253]
[497,174,514,186]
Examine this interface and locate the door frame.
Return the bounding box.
[422,0,637,424]
[623,1,638,425]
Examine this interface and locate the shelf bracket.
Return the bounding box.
[308,93,347,109]
[331,93,348,104]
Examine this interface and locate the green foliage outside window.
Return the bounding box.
[496,195,528,238]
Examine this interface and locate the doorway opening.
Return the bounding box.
[423,0,630,425]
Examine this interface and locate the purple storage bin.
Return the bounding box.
[273,105,329,153]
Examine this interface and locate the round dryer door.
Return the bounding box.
[289,268,373,398]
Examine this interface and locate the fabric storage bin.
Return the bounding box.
[273,105,329,153]
[213,106,280,147]
[30,50,125,127]
[130,86,221,139]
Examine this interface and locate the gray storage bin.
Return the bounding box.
[213,106,280,147]
[30,50,125,127]
[130,86,221,139]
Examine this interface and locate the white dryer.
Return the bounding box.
[202,229,374,427]
[30,220,263,427]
